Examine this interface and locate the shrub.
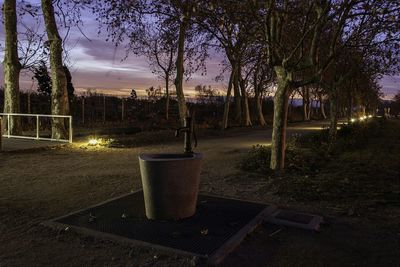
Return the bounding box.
[237,144,271,174]
[335,118,383,150]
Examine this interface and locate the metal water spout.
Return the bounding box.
[175,116,197,154]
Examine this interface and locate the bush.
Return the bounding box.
[295,128,330,147]
[237,119,387,176]
[335,118,383,150]
[237,143,323,175]
[237,144,271,174]
[236,117,395,202]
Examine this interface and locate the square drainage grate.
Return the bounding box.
[265,209,324,231]
[275,210,314,224]
[44,191,276,265]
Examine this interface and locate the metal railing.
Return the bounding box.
[0,113,73,143]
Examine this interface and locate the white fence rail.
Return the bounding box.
[0,113,73,143]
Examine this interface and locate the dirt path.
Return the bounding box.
[1,120,397,267]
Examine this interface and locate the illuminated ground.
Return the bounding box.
[0,120,398,266]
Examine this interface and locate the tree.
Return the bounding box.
[197,1,256,127]
[139,25,177,120]
[195,84,219,104]
[391,91,400,116]
[252,61,272,126]
[2,0,50,135]
[2,0,21,134]
[146,86,162,102]
[93,0,208,125]
[249,0,400,171]
[16,7,49,73]
[63,65,75,101]
[33,60,52,96]
[130,89,138,100]
[41,0,69,139]
[33,62,74,100]
[171,0,205,125]
[253,0,337,171]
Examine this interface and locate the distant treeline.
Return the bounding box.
[0,88,343,130]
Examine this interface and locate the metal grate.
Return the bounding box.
[56,191,269,256]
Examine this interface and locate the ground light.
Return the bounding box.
[88,138,100,146]
[350,115,373,123]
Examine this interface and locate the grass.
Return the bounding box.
[237,118,400,209]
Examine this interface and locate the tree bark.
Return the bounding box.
[232,65,242,125]
[82,97,85,125]
[255,90,266,126]
[2,0,21,134]
[103,95,106,124]
[174,14,189,125]
[121,98,125,121]
[346,93,351,123]
[288,93,294,121]
[302,87,310,121]
[328,88,339,145]
[307,96,312,119]
[41,0,69,139]
[253,68,266,126]
[270,67,291,172]
[222,69,235,129]
[239,72,252,126]
[27,93,31,113]
[320,94,327,119]
[165,77,170,121]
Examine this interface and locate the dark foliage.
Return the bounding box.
[63,66,75,100]
[33,61,52,97]
[237,118,399,204]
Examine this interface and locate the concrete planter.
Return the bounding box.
[138,153,203,220]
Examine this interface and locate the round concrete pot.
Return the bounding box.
[138,153,203,220]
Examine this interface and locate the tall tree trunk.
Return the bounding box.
[328,88,339,145]
[238,68,251,126]
[347,95,352,123]
[303,87,310,120]
[27,93,31,113]
[270,67,291,172]
[288,93,295,121]
[301,88,305,121]
[3,0,21,134]
[255,90,266,126]
[165,77,169,121]
[41,0,69,139]
[361,106,365,117]
[222,69,234,129]
[320,94,327,119]
[233,65,242,125]
[174,16,188,125]
[253,68,266,126]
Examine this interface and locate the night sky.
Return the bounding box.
[0,0,398,99]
